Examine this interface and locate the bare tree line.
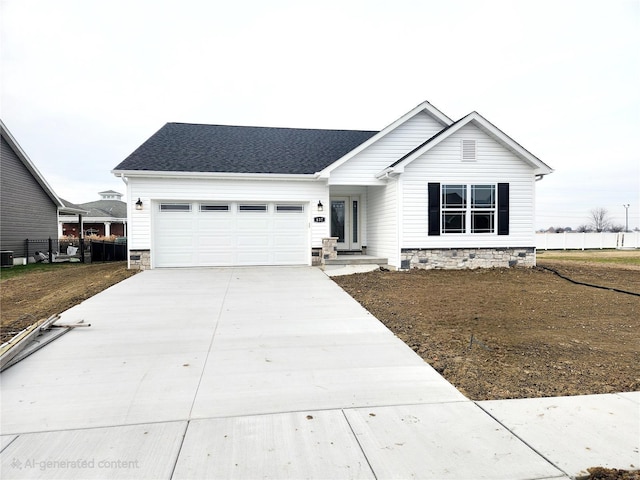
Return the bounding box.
[542,207,634,233]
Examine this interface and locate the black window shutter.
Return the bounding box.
[428,182,440,236]
[497,183,509,235]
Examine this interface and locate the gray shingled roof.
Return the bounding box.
[59,198,88,214]
[59,199,126,219]
[113,123,378,174]
[78,200,127,219]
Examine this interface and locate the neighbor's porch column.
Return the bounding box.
[104,222,111,237]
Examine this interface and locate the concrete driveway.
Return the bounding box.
[1,267,637,479]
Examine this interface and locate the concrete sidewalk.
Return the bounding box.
[1,267,637,479]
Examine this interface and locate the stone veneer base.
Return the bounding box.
[129,250,151,270]
[401,247,536,270]
[321,237,338,264]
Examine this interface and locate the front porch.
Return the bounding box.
[321,252,389,277]
[324,254,388,267]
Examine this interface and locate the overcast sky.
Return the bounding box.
[2,0,639,230]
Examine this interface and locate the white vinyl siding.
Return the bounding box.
[402,123,536,248]
[127,176,328,254]
[366,180,399,267]
[329,112,445,186]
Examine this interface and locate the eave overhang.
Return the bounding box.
[112,169,323,182]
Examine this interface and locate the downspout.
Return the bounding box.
[535,174,545,182]
[118,173,131,268]
[396,174,403,270]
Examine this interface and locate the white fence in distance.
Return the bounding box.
[536,232,640,250]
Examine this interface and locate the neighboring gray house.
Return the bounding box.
[59,190,127,238]
[113,101,553,270]
[0,120,82,263]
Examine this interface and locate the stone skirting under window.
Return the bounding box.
[400,247,535,270]
[129,250,151,270]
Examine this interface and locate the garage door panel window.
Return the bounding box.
[276,204,304,212]
[239,204,267,212]
[200,204,230,212]
[160,203,192,212]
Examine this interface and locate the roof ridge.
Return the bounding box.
[165,122,378,134]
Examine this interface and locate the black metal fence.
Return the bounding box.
[25,238,60,263]
[90,240,127,262]
[59,238,86,262]
[23,238,127,264]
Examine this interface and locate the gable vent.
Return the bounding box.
[462,139,477,161]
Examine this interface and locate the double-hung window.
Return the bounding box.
[441,184,496,234]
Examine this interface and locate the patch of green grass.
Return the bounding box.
[0,262,79,281]
[575,256,640,265]
[537,249,640,265]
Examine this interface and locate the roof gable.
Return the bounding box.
[113,123,377,175]
[317,100,453,177]
[388,112,553,175]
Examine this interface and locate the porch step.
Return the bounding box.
[324,255,388,266]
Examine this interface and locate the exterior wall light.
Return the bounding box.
[135,198,143,210]
[317,201,323,212]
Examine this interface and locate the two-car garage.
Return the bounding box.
[153,201,309,267]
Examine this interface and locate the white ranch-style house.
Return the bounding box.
[112,101,553,270]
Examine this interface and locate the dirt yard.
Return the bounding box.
[1,262,137,343]
[334,250,640,401]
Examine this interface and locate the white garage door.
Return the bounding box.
[153,202,309,267]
